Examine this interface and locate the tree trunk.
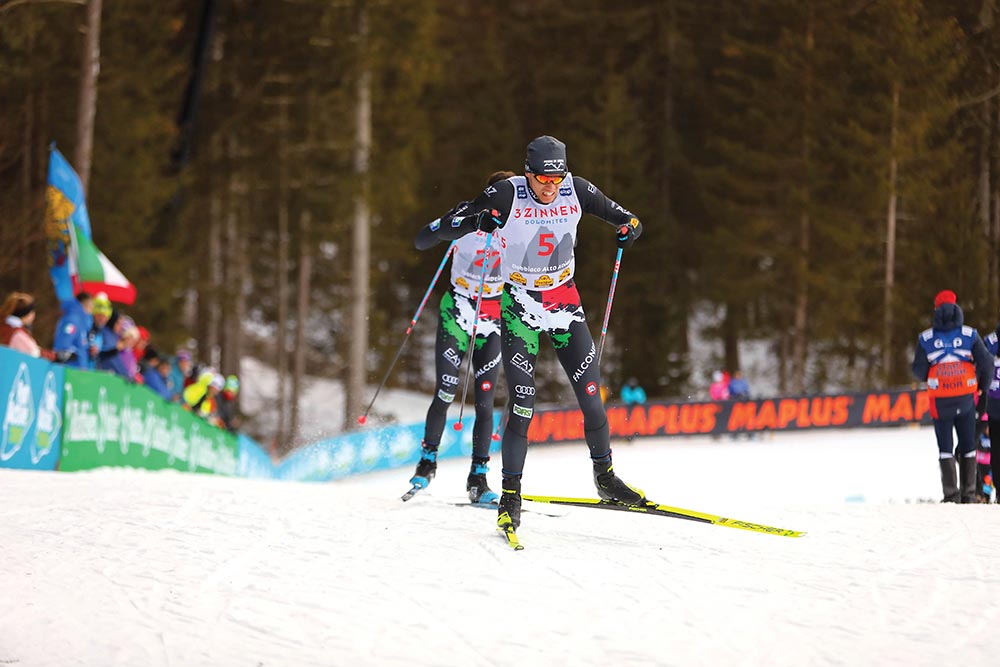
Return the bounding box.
[991,70,1000,314]
[791,10,814,395]
[290,209,312,446]
[882,81,900,385]
[208,174,222,368]
[276,97,291,451]
[723,302,739,374]
[195,135,222,366]
[345,1,371,430]
[74,0,101,194]
[21,57,34,288]
[220,131,243,378]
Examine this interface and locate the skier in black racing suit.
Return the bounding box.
[415,135,645,531]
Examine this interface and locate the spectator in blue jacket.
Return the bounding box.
[139,347,174,400]
[621,377,647,405]
[728,370,751,400]
[53,291,95,368]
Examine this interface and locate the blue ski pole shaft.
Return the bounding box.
[596,234,626,365]
[358,241,456,424]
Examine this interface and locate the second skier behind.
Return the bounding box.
[409,171,515,504]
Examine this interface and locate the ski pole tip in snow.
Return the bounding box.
[357,415,367,425]
[453,422,464,431]
[491,433,501,441]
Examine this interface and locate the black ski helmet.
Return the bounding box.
[525,136,567,175]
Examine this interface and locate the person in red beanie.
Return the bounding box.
[912,290,993,502]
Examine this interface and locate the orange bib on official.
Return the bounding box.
[927,360,978,398]
[918,325,980,398]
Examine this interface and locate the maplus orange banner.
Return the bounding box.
[526,388,932,444]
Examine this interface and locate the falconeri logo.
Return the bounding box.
[1,363,35,461]
[475,353,502,378]
[572,343,597,382]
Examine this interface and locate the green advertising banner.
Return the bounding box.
[60,368,238,475]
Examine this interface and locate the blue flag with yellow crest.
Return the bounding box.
[44,145,136,305]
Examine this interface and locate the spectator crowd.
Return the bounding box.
[1,289,241,433]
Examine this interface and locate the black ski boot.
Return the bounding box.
[959,453,978,504]
[593,458,646,506]
[409,445,438,489]
[939,456,959,503]
[467,458,499,504]
[497,476,522,530]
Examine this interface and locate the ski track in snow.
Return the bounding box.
[1,426,999,666]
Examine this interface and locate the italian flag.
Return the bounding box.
[69,223,137,305]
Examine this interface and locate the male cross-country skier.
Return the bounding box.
[409,171,515,504]
[415,135,644,531]
[912,289,993,503]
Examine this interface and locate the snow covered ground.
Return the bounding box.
[2,425,998,667]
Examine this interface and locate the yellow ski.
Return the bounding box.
[497,511,525,550]
[522,495,805,538]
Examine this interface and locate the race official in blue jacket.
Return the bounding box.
[912,290,992,502]
[52,292,94,368]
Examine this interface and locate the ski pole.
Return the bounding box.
[596,228,628,365]
[454,212,500,431]
[358,240,457,425]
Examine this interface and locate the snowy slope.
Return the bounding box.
[2,426,998,667]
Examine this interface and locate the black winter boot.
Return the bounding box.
[593,458,646,506]
[939,456,959,503]
[959,454,978,504]
[497,476,522,530]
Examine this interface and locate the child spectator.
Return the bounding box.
[709,370,730,401]
[115,316,141,382]
[91,293,127,377]
[140,347,174,401]
[0,292,55,360]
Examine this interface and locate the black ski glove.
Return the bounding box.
[976,391,988,421]
[475,209,504,234]
[616,217,643,249]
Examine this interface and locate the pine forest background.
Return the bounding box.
[2,0,1000,450]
